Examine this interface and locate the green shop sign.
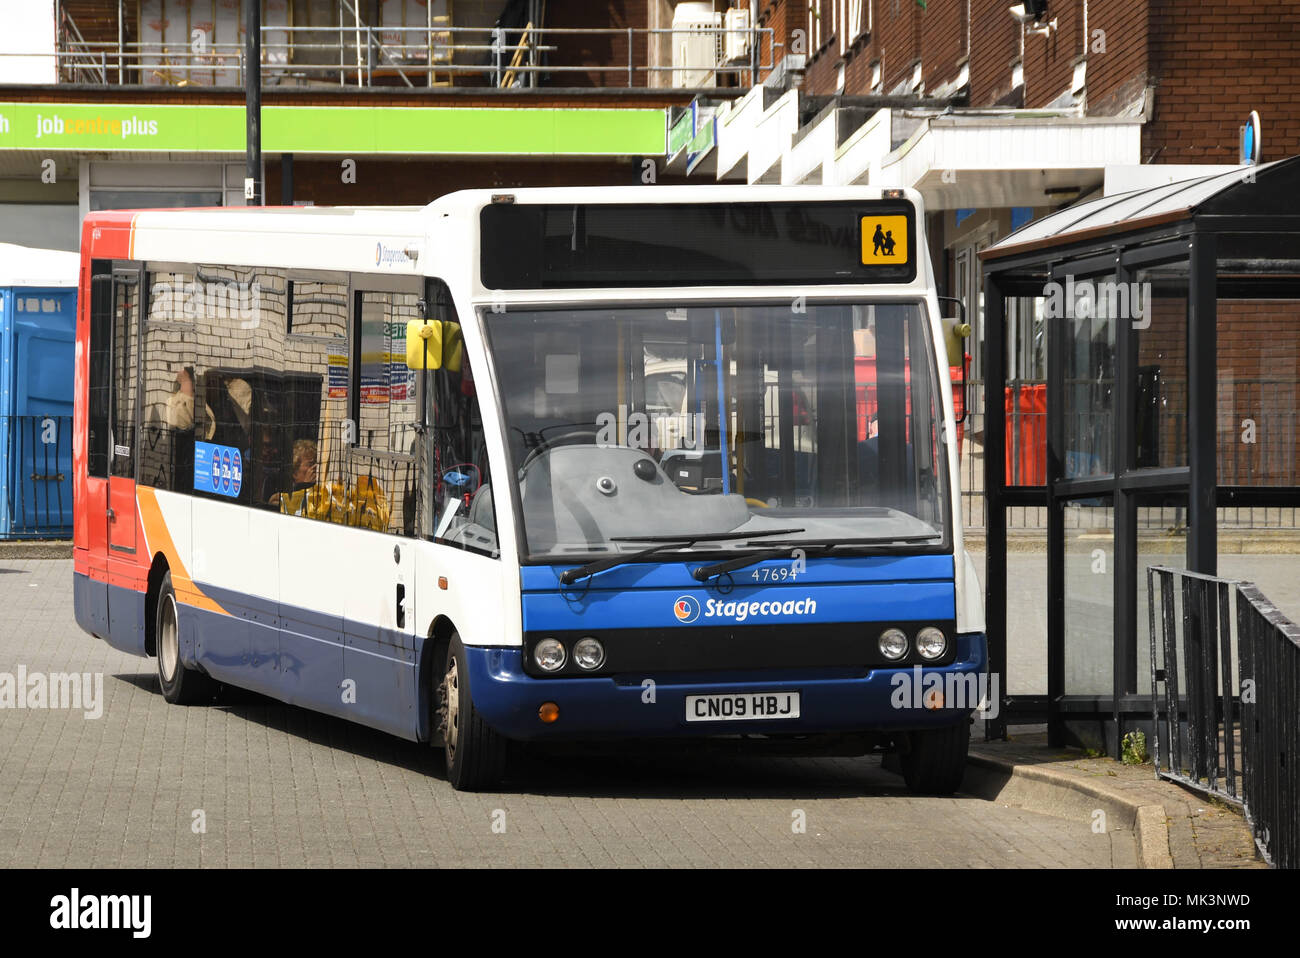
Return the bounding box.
[0,102,667,155]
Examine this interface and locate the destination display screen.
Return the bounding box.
[480,200,917,289]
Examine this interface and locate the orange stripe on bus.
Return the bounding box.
[136,486,228,616]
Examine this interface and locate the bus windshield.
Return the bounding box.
[484,301,948,562]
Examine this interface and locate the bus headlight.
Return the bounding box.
[916,627,948,661]
[878,628,908,661]
[534,638,566,672]
[573,637,605,671]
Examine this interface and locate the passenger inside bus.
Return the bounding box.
[270,438,318,509]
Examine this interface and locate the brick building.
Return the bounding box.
[0,1,773,249]
[649,1,1299,530]
[4,1,1298,529]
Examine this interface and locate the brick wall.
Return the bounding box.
[1022,0,1081,108]
[1215,299,1300,485]
[1145,0,1300,163]
[789,0,930,96]
[265,157,687,206]
[919,0,966,95]
[1131,295,1300,485]
[756,0,808,74]
[544,0,649,88]
[1084,0,1148,115]
[968,0,1020,105]
[872,0,922,93]
[800,0,838,93]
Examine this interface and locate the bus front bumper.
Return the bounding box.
[463,633,988,741]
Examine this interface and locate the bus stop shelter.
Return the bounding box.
[979,155,1300,752]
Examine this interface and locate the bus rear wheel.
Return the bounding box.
[438,633,507,791]
[900,720,970,795]
[155,571,216,705]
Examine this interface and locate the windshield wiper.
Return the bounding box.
[690,533,943,582]
[558,528,805,585]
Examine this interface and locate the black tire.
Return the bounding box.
[438,633,508,791]
[900,720,970,795]
[155,571,216,705]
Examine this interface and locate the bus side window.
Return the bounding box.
[87,264,113,480]
[284,273,347,520]
[346,285,422,535]
[109,271,141,480]
[141,269,196,493]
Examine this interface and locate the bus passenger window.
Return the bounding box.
[87,265,113,480]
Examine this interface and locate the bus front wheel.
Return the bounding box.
[438,633,508,791]
[155,571,216,705]
[900,720,970,795]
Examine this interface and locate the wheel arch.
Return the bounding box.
[417,615,457,744]
[144,552,170,658]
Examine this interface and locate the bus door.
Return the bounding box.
[107,267,140,557]
[86,263,143,649]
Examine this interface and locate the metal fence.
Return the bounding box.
[34,22,774,90]
[0,415,73,539]
[1148,566,1299,867]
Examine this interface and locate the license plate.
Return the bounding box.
[685,691,800,722]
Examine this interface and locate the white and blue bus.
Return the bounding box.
[74,186,986,792]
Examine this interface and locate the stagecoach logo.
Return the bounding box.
[673,595,818,623]
[673,595,701,623]
[375,242,418,267]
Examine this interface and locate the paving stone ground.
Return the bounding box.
[3,558,1126,868]
[969,736,1265,869]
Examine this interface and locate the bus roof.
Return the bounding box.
[81,184,927,282]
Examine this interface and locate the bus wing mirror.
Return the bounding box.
[937,296,971,426]
[405,320,463,372]
[406,320,444,370]
[442,321,463,373]
[937,296,970,366]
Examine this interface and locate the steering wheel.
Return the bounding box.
[518,429,602,475]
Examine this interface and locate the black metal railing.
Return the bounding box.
[1237,580,1300,870]
[1148,565,1299,867]
[1,415,74,539]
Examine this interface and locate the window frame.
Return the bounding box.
[348,273,424,462]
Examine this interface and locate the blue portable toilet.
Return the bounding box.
[0,243,79,538]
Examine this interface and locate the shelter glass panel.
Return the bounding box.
[1216,298,1300,488]
[1133,264,1188,470]
[1063,497,1115,696]
[1061,277,1117,479]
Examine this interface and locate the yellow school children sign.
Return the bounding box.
[861,215,909,265]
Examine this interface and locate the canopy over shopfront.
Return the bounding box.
[980,156,1300,752]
